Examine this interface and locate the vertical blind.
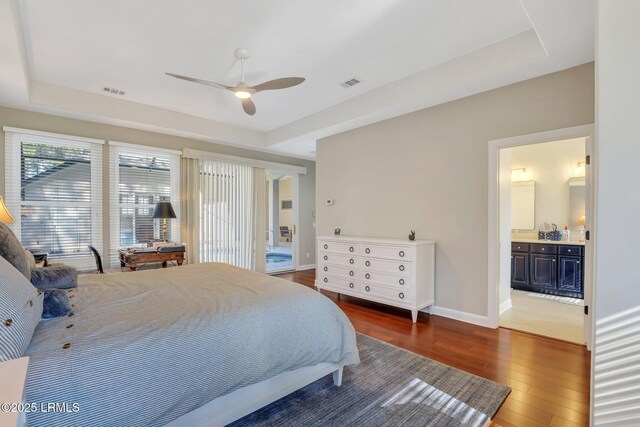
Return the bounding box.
[4,129,103,269]
[197,159,254,268]
[108,143,180,266]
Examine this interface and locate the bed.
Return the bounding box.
[23,263,360,426]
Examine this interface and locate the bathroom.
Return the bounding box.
[499,137,588,344]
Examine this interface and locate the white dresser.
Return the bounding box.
[316,236,435,323]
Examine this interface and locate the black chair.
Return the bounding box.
[88,245,104,274]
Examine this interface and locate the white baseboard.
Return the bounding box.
[430,306,491,328]
[296,263,316,271]
[499,298,512,315]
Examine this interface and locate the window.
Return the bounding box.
[4,128,103,269]
[281,199,293,210]
[109,143,180,266]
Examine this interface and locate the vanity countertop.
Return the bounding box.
[512,238,585,246]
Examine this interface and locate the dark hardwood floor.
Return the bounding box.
[275,269,591,427]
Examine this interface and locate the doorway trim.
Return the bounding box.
[487,124,595,345]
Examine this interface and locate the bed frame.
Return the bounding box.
[166,363,344,427]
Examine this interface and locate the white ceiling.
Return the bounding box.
[0,0,594,160]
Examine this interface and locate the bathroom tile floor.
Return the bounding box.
[499,290,585,344]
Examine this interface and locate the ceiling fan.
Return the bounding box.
[166,48,305,116]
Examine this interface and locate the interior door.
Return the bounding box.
[584,137,594,350]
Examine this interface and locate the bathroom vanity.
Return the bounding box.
[511,239,584,299]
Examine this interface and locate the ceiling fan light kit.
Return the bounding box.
[166,48,305,115]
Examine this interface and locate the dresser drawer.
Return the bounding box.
[361,257,411,276]
[558,245,582,256]
[317,274,359,292]
[319,264,357,278]
[362,283,412,305]
[531,244,557,254]
[361,270,411,288]
[319,252,358,267]
[360,244,412,261]
[319,241,358,255]
[511,242,530,252]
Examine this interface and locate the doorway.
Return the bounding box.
[488,125,595,349]
[265,173,295,273]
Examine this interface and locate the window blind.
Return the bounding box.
[3,129,103,270]
[197,159,254,269]
[108,144,180,267]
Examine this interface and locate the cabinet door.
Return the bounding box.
[558,256,583,293]
[529,254,557,289]
[511,253,529,287]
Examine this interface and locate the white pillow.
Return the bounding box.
[0,256,43,361]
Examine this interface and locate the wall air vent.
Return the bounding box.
[341,78,361,88]
[103,87,125,96]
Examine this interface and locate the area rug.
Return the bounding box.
[232,333,510,426]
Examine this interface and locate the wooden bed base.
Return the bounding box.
[166,363,344,427]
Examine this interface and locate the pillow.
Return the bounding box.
[0,223,31,280]
[42,289,73,319]
[24,249,37,269]
[0,256,43,362]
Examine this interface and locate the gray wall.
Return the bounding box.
[316,63,594,317]
[0,106,316,267]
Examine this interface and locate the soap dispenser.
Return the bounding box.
[562,226,570,241]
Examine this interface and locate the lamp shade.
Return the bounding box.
[0,196,15,224]
[152,201,176,219]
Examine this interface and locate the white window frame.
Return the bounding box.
[108,141,181,267]
[3,127,104,270]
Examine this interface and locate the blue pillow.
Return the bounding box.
[42,289,73,319]
[0,256,43,362]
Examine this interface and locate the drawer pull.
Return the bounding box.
[349,259,354,264]
[399,278,405,285]
[552,259,556,262]
[577,261,580,264]
[399,250,405,257]
[323,266,328,272]
[365,273,370,279]
[365,260,371,267]
[365,286,370,292]
[349,246,354,252]
[399,292,405,300]
[365,248,371,254]
[399,265,405,272]
[568,249,572,253]
[323,255,328,260]
[323,244,328,249]
[349,283,354,289]
[349,271,354,276]
[323,277,328,283]
[542,248,545,251]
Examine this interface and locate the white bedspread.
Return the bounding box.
[25,263,359,426]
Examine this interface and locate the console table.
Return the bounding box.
[119,249,185,271]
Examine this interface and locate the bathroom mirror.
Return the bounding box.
[511,180,535,229]
[569,177,586,229]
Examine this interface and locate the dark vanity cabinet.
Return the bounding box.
[511,242,584,299]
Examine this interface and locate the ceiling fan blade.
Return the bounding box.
[165,72,230,90]
[253,77,305,92]
[241,98,256,115]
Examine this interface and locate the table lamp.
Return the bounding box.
[152,201,176,242]
[0,196,15,223]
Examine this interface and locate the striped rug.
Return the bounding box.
[233,333,510,426]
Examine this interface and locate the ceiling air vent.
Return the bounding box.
[103,87,125,96]
[341,78,361,88]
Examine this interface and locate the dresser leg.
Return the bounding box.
[411,310,418,323]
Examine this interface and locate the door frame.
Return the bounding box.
[265,172,299,274]
[487,123,596,349]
